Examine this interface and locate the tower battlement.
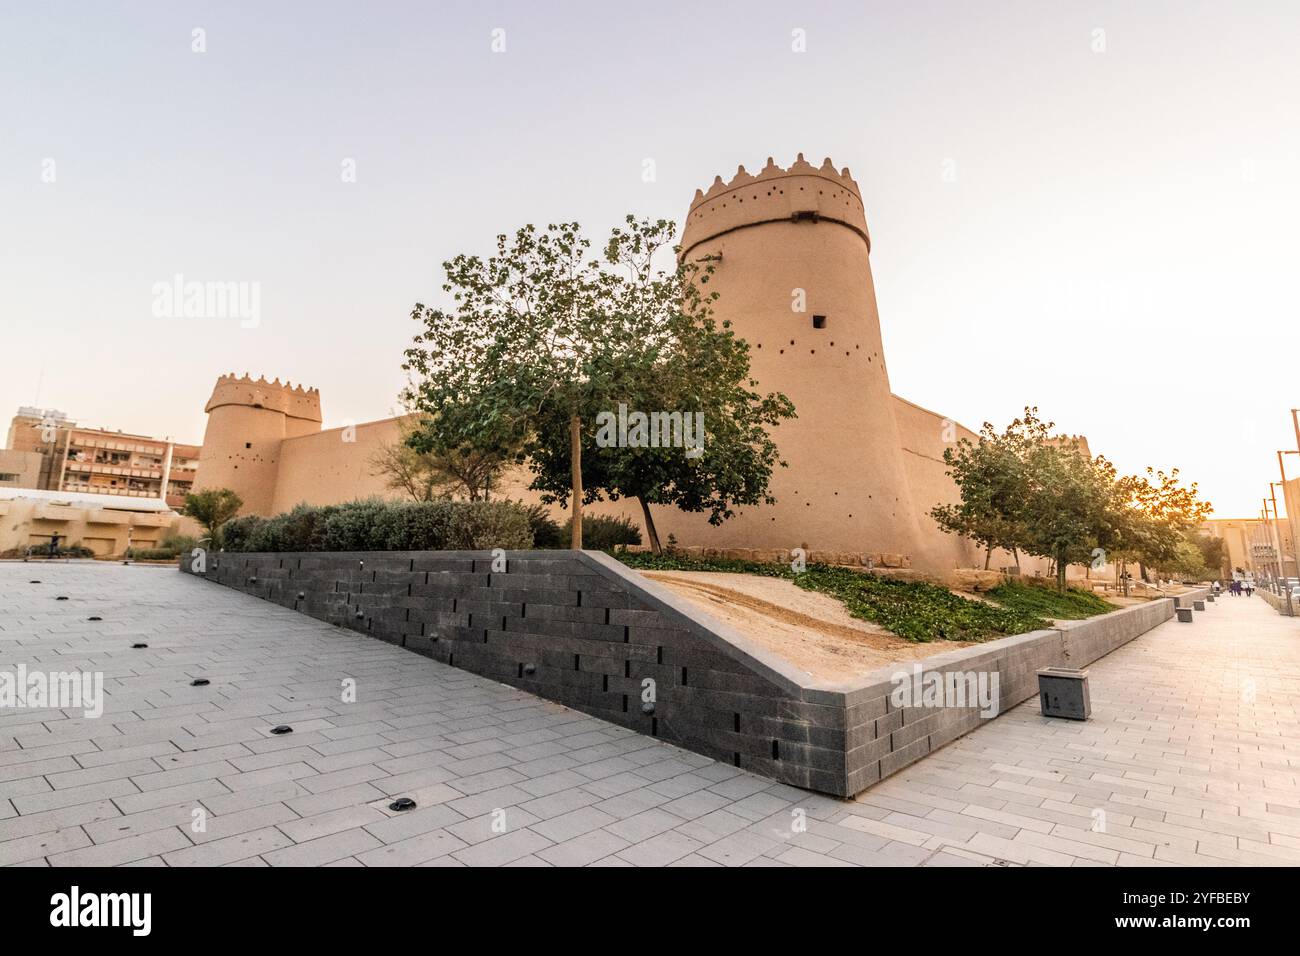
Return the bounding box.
[680,154,870,258]
[204,372,322,423]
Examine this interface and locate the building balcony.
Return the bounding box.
[34,503,77,521]
[61,483,160,499]
[86,509,131,526]
[129,512,171,527]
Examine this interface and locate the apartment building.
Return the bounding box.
[6,406,200,508]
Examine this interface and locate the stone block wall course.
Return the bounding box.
[182,549,1182,798]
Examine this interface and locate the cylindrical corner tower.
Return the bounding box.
[658,153,931,559]
[194,374,322,515]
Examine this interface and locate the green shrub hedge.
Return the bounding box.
[128,548,181,561]
[523,504,564,550]
[221,499,535,553]
[561,514,642,550]
[986,579,1115,619]
[617,551,1050,643]
[160,532,198,553]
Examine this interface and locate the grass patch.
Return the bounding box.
[986,579,1115,620]
[616,551,1049,643]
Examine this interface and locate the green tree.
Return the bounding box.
[1111,467,1213,588]
[404,221,613,547]
[372,412,515,502]
[1192,532,1227,579]
[403,216,795,553]
[523,219,795,553]
[182,488,243,551]
[931,407,1050,570]
[1020,442,1114,591]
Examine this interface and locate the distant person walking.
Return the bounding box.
[48,532,60,558]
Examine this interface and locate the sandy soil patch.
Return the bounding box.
[639,570,972,683]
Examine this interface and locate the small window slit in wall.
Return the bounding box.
[622,694,629,713]
[681,667,688,686]
[733,753,741,767]
[812,315,826,329]
[623,626,630,643]
[772,740,780,760]
[604,608,610,625]
[733,713,741,732]
[651,718,658,737]
[624,661,631,678]
[602,675,609,692]
[576,591,583,607]
[657,646,664,665]
[574,654,581,671]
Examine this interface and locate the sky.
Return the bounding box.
[2,0,1298,518]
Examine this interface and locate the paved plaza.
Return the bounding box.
[1,562,1298,867]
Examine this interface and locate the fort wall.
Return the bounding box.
[194,155,1089,574]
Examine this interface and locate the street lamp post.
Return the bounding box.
[1270,483,1287,578]
[1263,498,1280,585]
[1279,449,1300,581]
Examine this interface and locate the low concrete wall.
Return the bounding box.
[1173,586,1212,609]
[1258,588,1297,616]
[182,551,1176,797]
[831,598,1175,793]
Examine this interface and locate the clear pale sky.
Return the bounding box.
[2,1,1297,518]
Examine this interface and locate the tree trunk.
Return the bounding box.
[569,415,583,549]
[1012,547,1021,574]
[638,496,662,555]
[1055,552,1067,591]
[983,545,992,570]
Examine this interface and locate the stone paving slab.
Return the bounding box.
[1,562,1297,866]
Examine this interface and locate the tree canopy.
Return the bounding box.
[182,488,243,551]
[402,216,795,552]
[933,407,1214,590]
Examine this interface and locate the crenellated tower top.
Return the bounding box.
[204,372,322,422]
[680,153,870,258]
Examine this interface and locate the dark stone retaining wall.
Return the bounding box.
[181,550,1181,798]
[833,598,1175,794]
[183,549,852,795]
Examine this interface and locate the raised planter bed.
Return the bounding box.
[182,550,1176,797]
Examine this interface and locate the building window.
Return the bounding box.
[812,315,827,329]
[0,473,18,481]
[245,442,252,449]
